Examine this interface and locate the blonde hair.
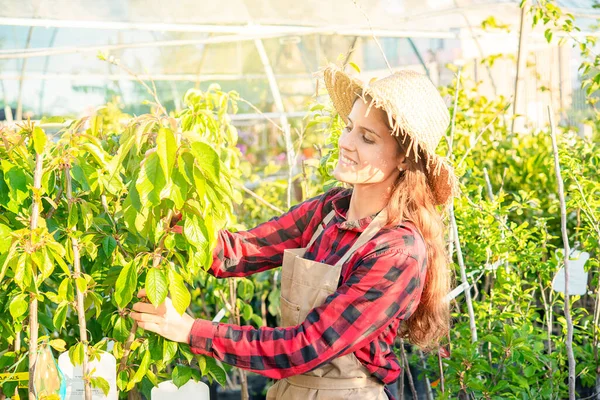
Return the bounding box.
[386,134,451,349]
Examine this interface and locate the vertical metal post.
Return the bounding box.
[255,38,296,208]
[512,1,530,133]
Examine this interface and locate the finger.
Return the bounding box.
[130,311,163,324]
[137,289,147,298]
[137,321,161,335]
[132,302,160,314]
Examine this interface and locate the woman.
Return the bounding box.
[131,65,456,400]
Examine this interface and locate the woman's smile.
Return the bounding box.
[339,152,358,167]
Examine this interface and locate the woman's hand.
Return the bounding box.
[130,289,196,344]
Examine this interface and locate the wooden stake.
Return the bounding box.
[28,152,43,400]
[450,205,478,343]
[548,105,576,399]
[65,166,92,400]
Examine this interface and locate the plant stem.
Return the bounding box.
[237,184,284,214]
[14,331,21,354]
[65,166,92,400]
[437,347,445,393]
[418,349,434,400]
[548,105,575,400]
[398,364,405,400]
[538,281,554,395]
[44,186,63,220]
[399,339,417,399]
[28,152,43,400]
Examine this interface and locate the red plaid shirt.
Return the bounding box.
[189,187,426,390]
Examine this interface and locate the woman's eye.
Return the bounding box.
[362,135,375,144]
[343,126,352,132]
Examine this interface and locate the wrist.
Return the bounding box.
[178,314,196,344]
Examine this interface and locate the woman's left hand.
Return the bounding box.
[130,289,196,344]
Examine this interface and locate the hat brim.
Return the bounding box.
[323,65,457,206]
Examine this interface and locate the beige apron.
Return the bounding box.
[266,209,390,400]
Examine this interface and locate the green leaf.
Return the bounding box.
[170,166,189,210]
[75,277,87,294]
[1,160,30,212]
[349,62,361,73]
[183,213,208,250]
[168,270,191,315]
[205,356,227,387]
[9,293,28,319]
[49,339,67,352]
[163,340,178,364]
[237,278,254,302]
[32,127,47,155]
[90,376,110,396]
[13,253,32,291]
[179,344,194,363]
[58,277,74,302]
[46,240,69,275]
[242,303,253,321]
[135,151,166,206]
[145,268,168,307]
[190,142,220,181]
[0,224,12,253]
[113,316,131,342]
[544,29,553,43]
[81,142,109,166]
[69,342,85,366]
[197,354,207,375]
[156,128,177,183]
[115,262,137,308]
[53,302,68,332]
[68,202,79,229]
[35,248,54,281]
[102,236,117,258]
[126,350,150,391]
[117,370,129,392]
[172,365,193,388]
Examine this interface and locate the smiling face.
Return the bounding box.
[333,97,406,188]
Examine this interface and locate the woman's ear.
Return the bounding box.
[397,154,409,172]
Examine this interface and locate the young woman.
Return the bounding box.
[130,65,456,400]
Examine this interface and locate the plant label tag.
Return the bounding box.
[552,250,589,295]
[151,380,210,400]
[58,351,118,399]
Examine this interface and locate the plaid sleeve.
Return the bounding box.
[206,188,343,278]
[189,230,426,379]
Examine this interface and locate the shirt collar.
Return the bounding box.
[330,188,379,232]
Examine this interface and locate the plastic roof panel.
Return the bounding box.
[0,0,522,33]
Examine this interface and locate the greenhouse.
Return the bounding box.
[0,0,599,399]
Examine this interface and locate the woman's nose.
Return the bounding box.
[338,128,355,151]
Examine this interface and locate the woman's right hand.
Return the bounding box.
[130,289,196,344]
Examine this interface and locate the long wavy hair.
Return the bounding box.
[385,129,451,349]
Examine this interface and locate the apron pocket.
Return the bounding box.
[279,295,301,327]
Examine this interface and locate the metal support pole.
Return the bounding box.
[512,1,530,134]
[255,39,296,208]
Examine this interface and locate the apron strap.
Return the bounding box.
[334,209,388,268]
[306,210,336,249]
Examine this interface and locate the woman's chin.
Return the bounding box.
[333,168,358,185]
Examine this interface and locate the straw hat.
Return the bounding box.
[323,64,457,206]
